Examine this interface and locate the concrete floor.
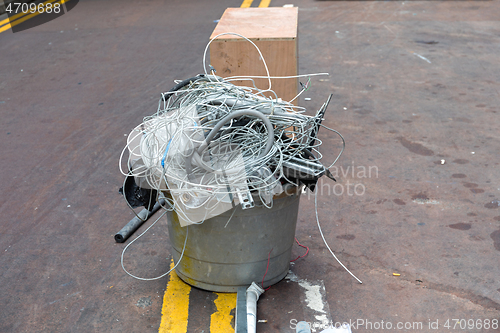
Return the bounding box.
[0,0,499,332]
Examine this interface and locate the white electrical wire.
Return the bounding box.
[203,32,273,92]
[314,186,363,284]
[225,73,329,80]
[120,208,189,281]
[319,123,346,169]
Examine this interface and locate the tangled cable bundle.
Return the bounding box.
[118,33,364,284]
[119,74,343,226]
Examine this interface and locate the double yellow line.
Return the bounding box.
[159,260,236,333]
[0,0,69,34]
[241,0,271,8]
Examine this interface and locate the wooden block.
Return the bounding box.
[210,7,298,104]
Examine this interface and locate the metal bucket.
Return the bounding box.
[167,187,301,292]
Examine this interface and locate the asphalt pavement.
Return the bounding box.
[0,0,499,332]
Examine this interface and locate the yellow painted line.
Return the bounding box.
[0,0,59,28]
[210,292,237,332]
[240,0,253,8]
[258,0,271,8]
[0,7,30,27]
[159,260,191,333]
[0,0,69,34]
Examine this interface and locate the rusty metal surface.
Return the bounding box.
[0,0,499,332]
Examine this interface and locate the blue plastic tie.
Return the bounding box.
[161,139,172,168]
